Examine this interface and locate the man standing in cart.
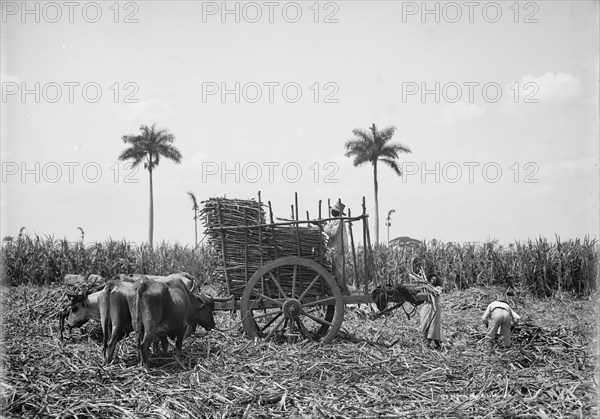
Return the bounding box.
[324,200,353,295]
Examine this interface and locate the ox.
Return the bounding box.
[99,279,148,363]
[65,273,197,330]
[64,274,198,359]
[64,280,167,360]
[134,277,220,366]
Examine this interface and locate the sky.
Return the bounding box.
[1,0,598,247]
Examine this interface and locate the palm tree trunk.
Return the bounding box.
[373,161,379,244]
[148,167,154,250]
[194,215,198,248]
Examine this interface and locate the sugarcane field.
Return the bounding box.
[0,195,598,418]
[2,1,599,418]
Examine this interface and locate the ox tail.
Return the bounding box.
[100,283,114,358]
[135,279,147,358]
[58,307,69,342]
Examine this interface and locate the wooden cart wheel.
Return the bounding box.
[241,256,344,343]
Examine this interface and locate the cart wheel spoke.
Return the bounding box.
[267,272,288,298]
[302,296,336,309]
[264,316,286,340]
[287,316,295,342]
[291,264,297,299]
[298,273,322,301]
[295,318,314,342]
[249,291,284,308]
[253,309,283,321]
[258,312,282,333]
[303,311,333,328]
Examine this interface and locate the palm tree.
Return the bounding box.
[345,123,411,244]
[187,191,199,248]
[119,123,182,249]
[385,209,395,244]
[77,227,85,242]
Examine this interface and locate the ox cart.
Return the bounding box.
[202,192,429,344]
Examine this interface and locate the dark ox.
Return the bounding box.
[99,279,159,363]
[63,273,199,361]
[98,275,200,364]
[64,281,170,360]
[64,273,196,330]
[134,277,223,366]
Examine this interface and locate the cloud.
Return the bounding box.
[440,102,485,124]
[510,72,582,105]
[115,98,173,124]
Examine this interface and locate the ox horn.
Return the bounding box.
[197,293,212,304]
[212,295,234,302]
[65,290,88,300]
[198,293,234,303]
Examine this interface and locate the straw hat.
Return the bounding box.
[331,201,346,215]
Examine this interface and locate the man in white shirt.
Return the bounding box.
[482,298,522,350]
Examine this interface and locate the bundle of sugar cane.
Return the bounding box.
[408,267,441,296]
[201,197,273,294]
[270,225,330,268]
[200,197,266,227]
[268,225,332,297]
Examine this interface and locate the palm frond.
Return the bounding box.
[380,158,402,175]
[187,191,199,210]
[350,128,373,143]
[378,143,411,160]
[344,140,369,155]
[378,126,397,142]
[352,155,371,167]
[156,143,182,163]
[119,124,182,171]
[118,147,146,167]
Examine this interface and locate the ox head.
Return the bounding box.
[190,293,216,332]
[65,291,91,328]
[188,294,233,335]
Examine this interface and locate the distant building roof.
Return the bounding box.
[389,236,423,246]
